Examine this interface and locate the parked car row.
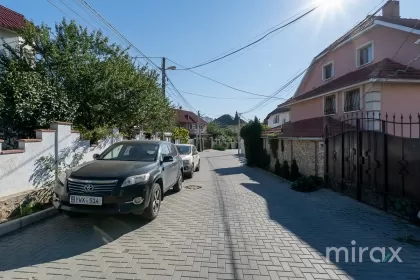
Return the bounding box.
[52,141,200,221]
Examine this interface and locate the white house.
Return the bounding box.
[264,107,290,128]
[0,5,26,56]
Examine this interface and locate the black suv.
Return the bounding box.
[53,140,183,220]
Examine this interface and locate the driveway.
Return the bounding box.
[0,149,420,280]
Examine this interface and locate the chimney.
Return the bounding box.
[382,0,400,18]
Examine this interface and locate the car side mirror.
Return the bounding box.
[193,151,198,155]
[162,156,174,163]
[93,154,100,160]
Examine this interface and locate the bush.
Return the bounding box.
[308,175,324,187]
[280,160,290,180]
[291,176,319,192]
[274,159,281,176]
[290,159,301,181]
[240,117,263,166]
[256,150,271,170]
[213,144,226,151]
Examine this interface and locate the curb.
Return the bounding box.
[0,207,58,237]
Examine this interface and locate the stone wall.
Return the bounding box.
[265,138,324,177]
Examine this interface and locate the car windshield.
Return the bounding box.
[100,142,159,162]
[176,145,191,155]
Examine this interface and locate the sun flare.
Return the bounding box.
[313,0,343,11]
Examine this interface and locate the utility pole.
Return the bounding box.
[198,111,201,151]
[161,57,166,97]
[237,113,241,155]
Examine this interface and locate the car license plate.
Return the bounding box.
[70,195,102,205]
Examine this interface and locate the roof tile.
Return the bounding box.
[0,5,25,31]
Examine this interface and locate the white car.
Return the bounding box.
[176,144,200,178]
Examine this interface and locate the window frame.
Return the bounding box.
[356,41,374,68]
[322,61,334,81]
[323,93,337,116]
[273,114,280,124]
[343,87,362,113]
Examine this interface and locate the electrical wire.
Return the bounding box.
[57,0,97,29]
[240,0,388,116]
[178,6,318,70]
[166,58,285,100]
[194,6,318,72]
[180,91,282,100]
[76,0,160,70]
[355,18,420,108]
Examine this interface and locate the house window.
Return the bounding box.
[357,42,373,67]
[322,62,334,80]
[273,115,280,124]
[324,95,336,115]
[344,88,361,112]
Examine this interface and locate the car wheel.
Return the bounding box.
[63,211,85,218]
[173,171,183,192]
[196,160,200,172]
[142,183,161,220]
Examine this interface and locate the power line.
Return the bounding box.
[178,6,318,71]
[180,91,274,100]
[166,77,198,113]
[166,58,286,100]
[76,0,160,70]
[194,6,317,71]
[241,0,388,116]
[57,0,97,29]
[47,0,73,19]
[355,18,420,107]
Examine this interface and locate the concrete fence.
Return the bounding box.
[0,122,122,198]
[263,138,324,177]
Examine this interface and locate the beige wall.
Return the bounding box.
[265,138,324,177]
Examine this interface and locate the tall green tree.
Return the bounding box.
[0,19,175,145]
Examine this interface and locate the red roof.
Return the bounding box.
[283,58,420,106]
[0,5,25,31]
[262,117,353,138]
[176,109,207,125]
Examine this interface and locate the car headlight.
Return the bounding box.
[121,174,150,188]
[183,159,191,166]
[57,171,67,186]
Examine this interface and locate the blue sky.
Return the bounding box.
[2,0,419,121]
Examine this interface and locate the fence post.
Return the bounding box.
[382,120,389,211]
[356,119,362,201]
[324,126,329,186]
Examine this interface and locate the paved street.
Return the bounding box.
[1,150,420,280]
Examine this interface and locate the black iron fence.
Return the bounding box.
[324,112,420,221]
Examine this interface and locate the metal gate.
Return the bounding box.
[203,139,211,150]
[324,113,420,220]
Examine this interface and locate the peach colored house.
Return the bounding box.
[273,0,420,139]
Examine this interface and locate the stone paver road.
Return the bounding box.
[1,150,420,280]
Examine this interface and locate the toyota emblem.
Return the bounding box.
[83,184,94,192]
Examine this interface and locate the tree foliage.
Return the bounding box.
[207,122,236,143]
[0,19,175,145]
[240,117,264,166]
[172,127,189,144]
[290,159,301,181]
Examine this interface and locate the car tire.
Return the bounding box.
[63,211,85,218]
[142,183,161,221]
[196,160,200,172]
[173,171,183,192]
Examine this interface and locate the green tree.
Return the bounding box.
[0,19,175,145]
[172,127,189,144]
[240,117,263,166]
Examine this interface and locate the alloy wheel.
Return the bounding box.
[152,188,160,213]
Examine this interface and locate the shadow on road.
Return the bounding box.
[0,213,149,272]
[214,164,420,280]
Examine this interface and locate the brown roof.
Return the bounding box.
[283,58,420,106]
[176,109,207,125]
[0,5,25,31]
[262,117,352,138]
